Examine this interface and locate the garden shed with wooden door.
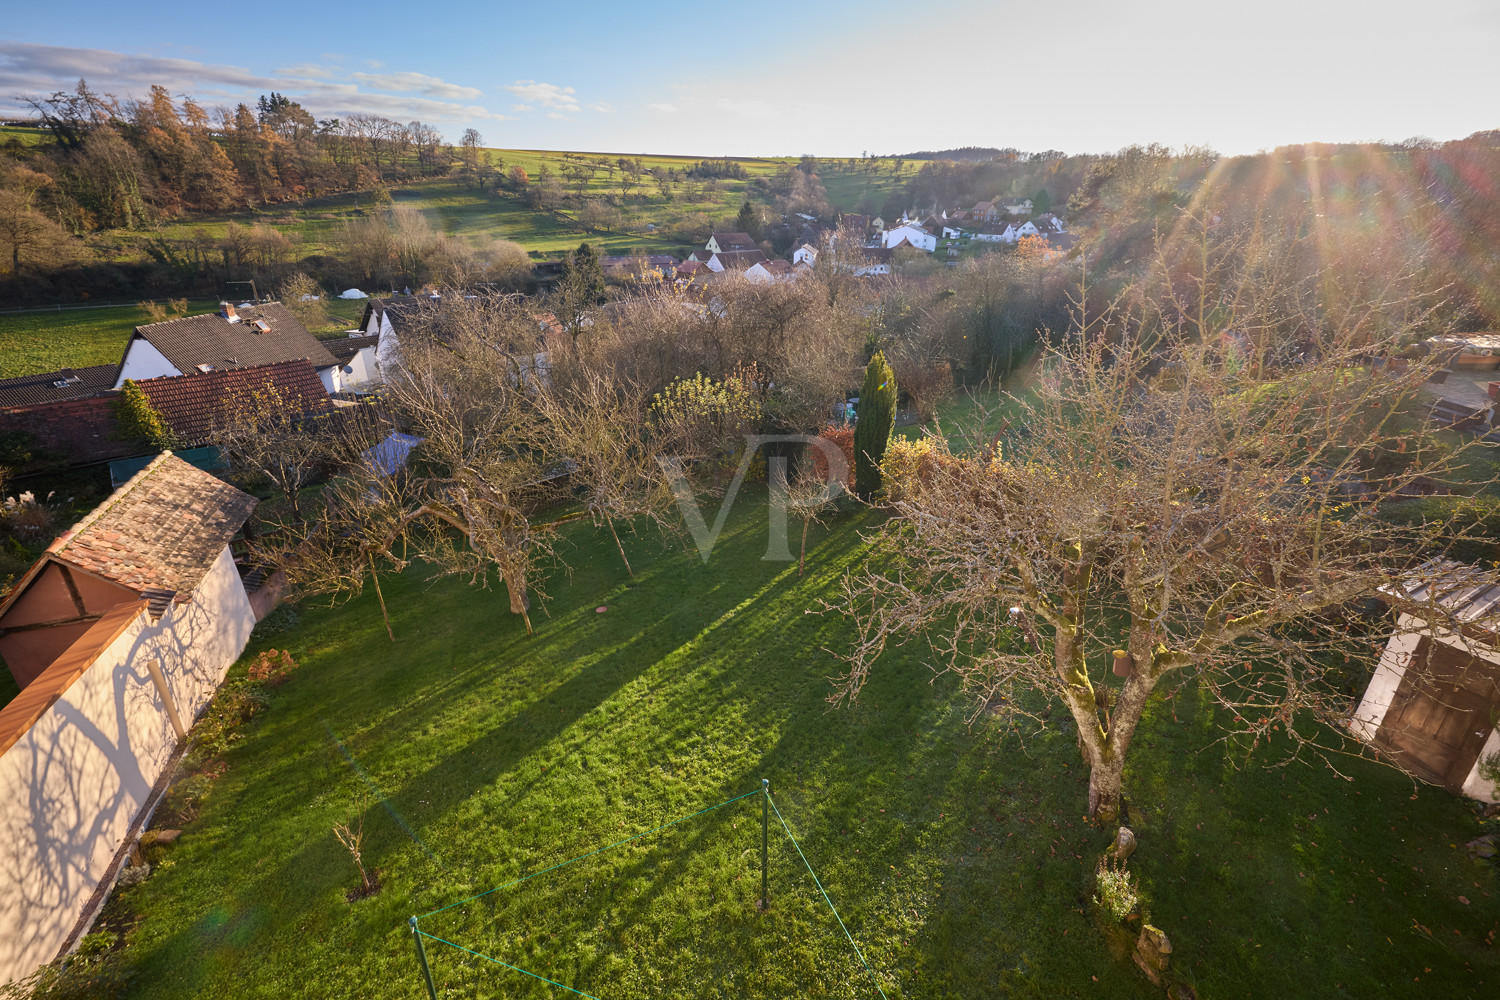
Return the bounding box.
[1351,558,1500,801]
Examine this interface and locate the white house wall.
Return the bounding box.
[112,340,181,389]
[0,546,254,986]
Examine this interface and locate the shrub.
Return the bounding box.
[811,425,855,490]
[881,437,938,502]
[1480,748,1500,788]
[246,648,299,687]
[112,381,176,449]
[1092,855,1141,923]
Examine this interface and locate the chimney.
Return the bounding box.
[221,302,239,323]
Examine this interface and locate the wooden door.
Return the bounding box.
[1377,637,1499,789]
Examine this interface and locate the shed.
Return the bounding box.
[0,453,258,690]
[1351,557,1500,801]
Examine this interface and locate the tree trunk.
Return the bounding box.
[608,518,633,577]
[503,564,533,636]
[799,519,810,577]
[369,552,394,642]
[1087,753,1125,826]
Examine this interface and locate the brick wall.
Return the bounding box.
[0,396,136,471]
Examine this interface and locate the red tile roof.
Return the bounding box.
[44,453,257,598]
[133,359,331,445]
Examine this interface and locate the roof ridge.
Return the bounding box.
[49,450,176,555]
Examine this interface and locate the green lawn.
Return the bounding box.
[0,299,370,379]
[101,489,1497,999]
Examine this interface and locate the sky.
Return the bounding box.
[2,0,1497,157]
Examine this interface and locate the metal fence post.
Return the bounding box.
[760,778,769,910]
[410,916,438,1000]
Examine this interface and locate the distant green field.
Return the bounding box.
[0,298,370,380]
[89,149,913,266]
[4,148,913,376]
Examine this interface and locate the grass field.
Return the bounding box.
[97,488,1497,1000]
[2,146,911,377]
[0,298,370,380]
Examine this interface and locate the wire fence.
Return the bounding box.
[407,781,889,1000]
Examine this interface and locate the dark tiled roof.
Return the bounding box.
[0,364,118,408]
[49,453,257,597]
[709,232,757,252]
[133,359,331,445]
[327,334,379,362]
[131,302,336,374]
[600,255,680,269]
[757,259,793,275]
[712,249,769,269]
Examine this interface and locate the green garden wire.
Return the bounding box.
[417,786,761,919]
[767,791,891,1000]
[412,782,891,999]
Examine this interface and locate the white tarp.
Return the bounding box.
[339,288,368,300]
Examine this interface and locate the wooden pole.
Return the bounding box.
[144,659,186,740]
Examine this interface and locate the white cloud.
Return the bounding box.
[587,102,614,113]
[646,102,679,114]
[277,63,336,80]
[0,42,510,132]
[505,80,579,112]
[350,70,481,100]
[547,112,566,121]
[511,104,533,113]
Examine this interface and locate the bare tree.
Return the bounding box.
[538,369,680,576]
[825,219,1494,824]
[209,381,332,523]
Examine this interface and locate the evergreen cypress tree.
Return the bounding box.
[734,198,762,240]
[558,242,605,335]
[854,351,897,499]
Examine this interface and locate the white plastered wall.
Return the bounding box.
[112,339,182,388]
[0,546,255,985]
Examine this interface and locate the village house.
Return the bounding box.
[0,365,133,475]
[704,232,758,254]
[130,359,333,446]
[703,249,769,273]
[1351,558,1500,801]
[0,454,266,983]
[745,259,793,283]
[0,366,119,409]
[1001,197,1034,216]
[971,201,1000,223]
[881,224,937,253]
[792,243,819,266]
[114,303,345,394]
